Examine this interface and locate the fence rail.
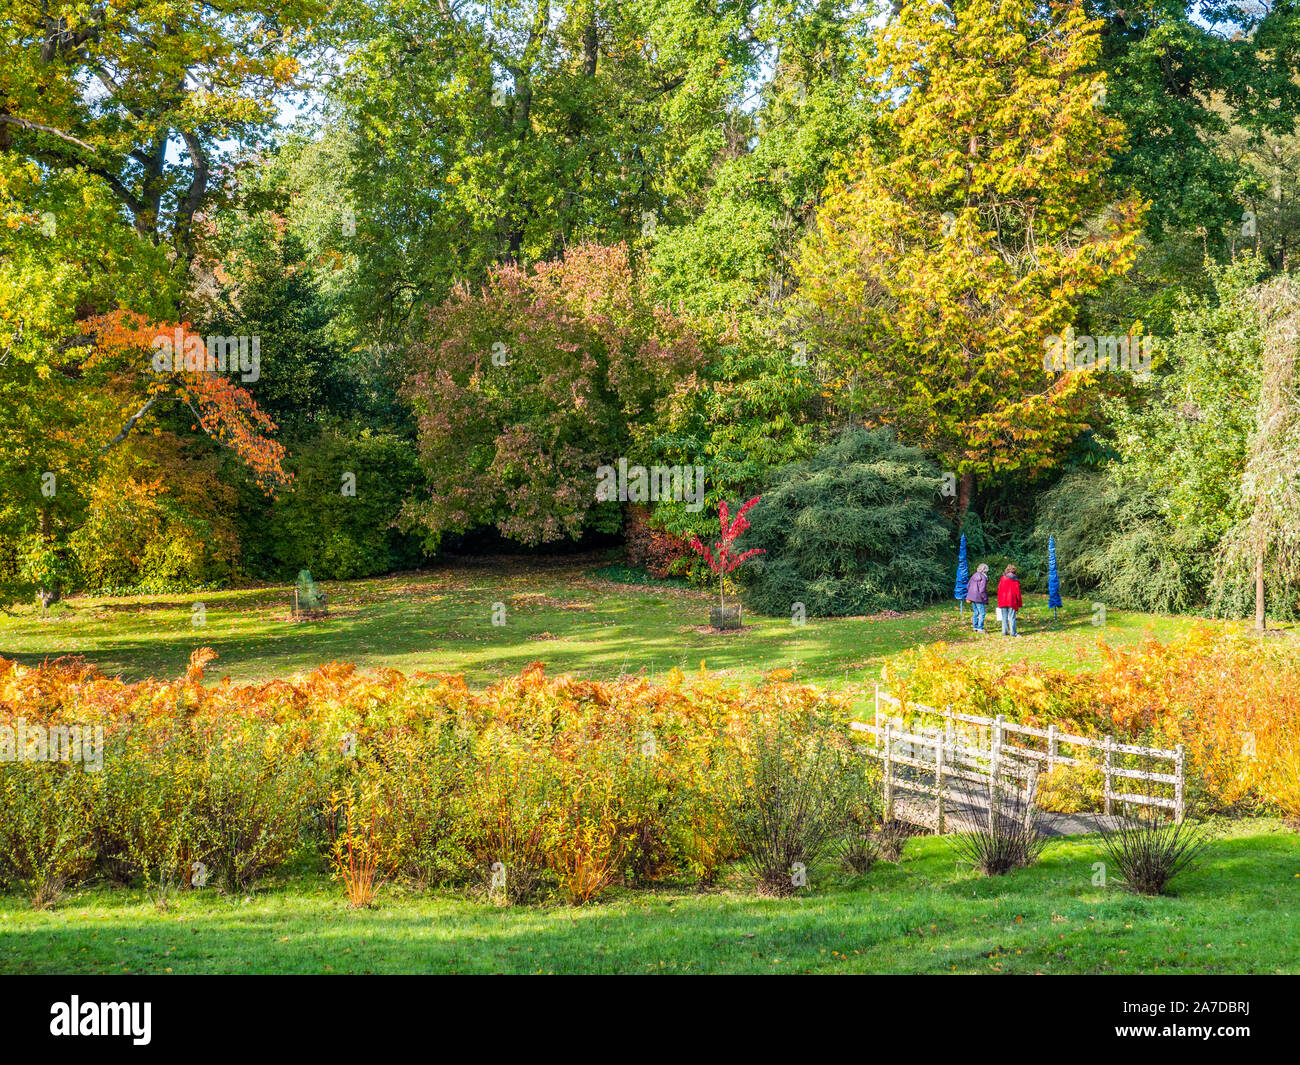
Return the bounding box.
[850,717,1040,833]
[863,686,1185,825]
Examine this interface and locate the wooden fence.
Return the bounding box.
[849,716,1039,834]
[858,687,1185,826]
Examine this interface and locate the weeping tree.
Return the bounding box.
[737,429,950,617]
[1221,277,1300,631]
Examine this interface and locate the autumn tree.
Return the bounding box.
[0,2,315,603]
[401,243,704,549]
[2,309,289,606]
[0,0,327,269]
[796,0,1145,512]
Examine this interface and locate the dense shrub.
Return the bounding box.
[189,721,322,893]
[358,730,471,890]
[873,819,918,863]
[1032,470,1211,614]
[738,429,950,616]
[0,761,100,907]
[326,781,397,909]
[622,505,695,579]
[1036,759,1104,814]
[101,724,199,902]
[1267,740,1300,825]
[0,654,863,906]
[71,438,241,593]
[236,426,426,581]
[888,627,1300,814]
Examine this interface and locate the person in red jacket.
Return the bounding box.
[996,565,1023,636]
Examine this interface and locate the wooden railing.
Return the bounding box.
[864,687,1185,824]
[850,716,1038,833]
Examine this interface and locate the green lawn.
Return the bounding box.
[2,821,1294,975]
[0,555,1214,689]
[0,561,1290,976]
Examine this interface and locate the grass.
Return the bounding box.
[0,554,1213,689]
[0,558,1290,975]
[2,821,1294,975]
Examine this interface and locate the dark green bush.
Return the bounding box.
[737,429,950,616]
[952,511,1043,594]
[1032,470,1213,615]
[236,425,427,581]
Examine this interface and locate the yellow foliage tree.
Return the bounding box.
[796,0,1145,509]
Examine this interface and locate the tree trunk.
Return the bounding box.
[957,471,976,515]
[35,506,61,611]
[1255,550,1266,632]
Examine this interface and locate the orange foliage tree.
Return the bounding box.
[86,311,290,490]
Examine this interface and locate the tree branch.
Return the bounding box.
[101,394,160,451]
[0,114,97,153]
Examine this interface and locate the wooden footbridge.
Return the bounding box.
[852,687,1186,836]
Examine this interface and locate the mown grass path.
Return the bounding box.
[0,555,1212,689]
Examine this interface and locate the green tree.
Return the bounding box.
[1036,256,1288,618]
[1087,0,1300,241]
[648,2,876,319]
[797,0,1145,512]
[1223,275,1300,629]
[329,0,754,339]
[632,339,824,565]
[1109,256,1265,545]
[202,211,356,435]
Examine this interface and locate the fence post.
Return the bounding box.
[1047,723,1059,774]
[1024,765,1039,832]
[883,722,895,822]
[989,718,1003,827]
[1103,734,1114,817]
[1174,744,1185,825]
[935,732,945,835]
